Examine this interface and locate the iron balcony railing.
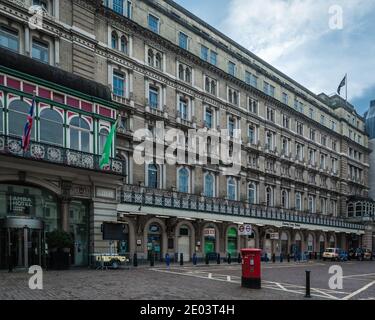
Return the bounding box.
[121,185,365,231]
[0,134,126,176]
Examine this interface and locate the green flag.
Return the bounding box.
[99,118,119,169]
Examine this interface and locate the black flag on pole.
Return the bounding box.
[337,75,346,95]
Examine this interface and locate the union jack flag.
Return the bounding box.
[21,96,36,151]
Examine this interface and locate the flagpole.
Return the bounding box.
[345,73,348,106]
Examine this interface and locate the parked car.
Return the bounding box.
[322,248,340,261]
[363,249,373,261]
[338,249,348,261]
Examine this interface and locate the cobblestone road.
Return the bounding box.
[0,261,374,300]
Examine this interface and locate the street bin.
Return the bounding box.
[241,248,261,289]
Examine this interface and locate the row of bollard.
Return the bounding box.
[132,251,322,268]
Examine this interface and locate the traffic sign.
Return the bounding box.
[238,224,252,236]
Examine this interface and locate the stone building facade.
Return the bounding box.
[0,0,370,267]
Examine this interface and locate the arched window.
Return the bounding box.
[8,100,34,138]
[99,127,109,154]
[111,31,118,50]
[69,117,91,152]
[185,67,191,83]
[308,195,315,213]
[39,108,63,146]
[120,36,128,53]
[227,177,236,200]
[281,190,288,209]
[147,49,154,66]
[211,80,216,95]
[295,192,302,211]
[204,173,214,198]
[178,64,184,80]
[178,167,189,193]
[248,183,256,204]
[266,186,273,206]
[147,164,158,188]
[155,53,162,69]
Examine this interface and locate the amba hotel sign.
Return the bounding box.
[7,193,35,215]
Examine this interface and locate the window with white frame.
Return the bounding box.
[178,96,189,120]
[204,106,214,129]
[266,107,275,122]
[281,137,289,155]
[204,173,215,197]
[39,108,63,146]
[148,14,160,33]
[178,167,190,193]
[308,195,315,213]
[113,71,125,97]
[120,35,128,53]
[147,48,163,70]
[245,71,258,88]
[32,39,49,64]
[111,31,118,49]
[113,0,124,15]
[204,75,217,96]
[8,100,35,138]
[227,177,237,200]
[210,51,217,66]
[149,85,159,109]
[296,121,303,135]
[282,114,289,129]
[281,190,289,209]
[320,198,326,214]
[282,92,289,105]
[265,131,274,150]
[296,143,303,161]
[201,45,209,61]
[263,81,275,97]
[228,88,239,106]
[178,62,192,83]
[266,186,273,206]
[248,124,256,144]
[228,61,236,76]
[147,163,159,188]
[0,26,19,52]
[295,192,302,211]
[248,97,258,114]
[69,117,92,153]
[248,182,256,204]
[178,32,188,50]
[99,127,109,154]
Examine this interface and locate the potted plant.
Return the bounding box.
[46,229,73,270]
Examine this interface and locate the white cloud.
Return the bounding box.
[221,0,375,108]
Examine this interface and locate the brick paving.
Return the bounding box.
[0,261,374,300]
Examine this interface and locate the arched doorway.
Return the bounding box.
[177,225,190,262]
[147,223,162,261]
[307,234,314,253]
[293,233,302,255]
[280,232,288,255]
[203,224,217,259]
[329,235,335,248]
[319,234,325,254]
[227,227,238,256]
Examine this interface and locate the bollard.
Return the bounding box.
[238,253,241,263]
[264,252,268,263]
[309,252,312,260]
[205,253,209,265]
[180,253,183,266]
[133,252,138,267]
[315,252,318,260]
[228,253,231,264]
[165,253,170,269]
[287,253,290,263]
[280,253,283,263]
[305,270,311,298]
[272,253,276,263]
[193,253,197,266]
[217,253,221,264]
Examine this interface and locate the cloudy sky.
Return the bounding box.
[175,0,375,116]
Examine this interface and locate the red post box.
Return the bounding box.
[241,248,261,289]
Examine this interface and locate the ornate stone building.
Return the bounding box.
[0,0,370,267]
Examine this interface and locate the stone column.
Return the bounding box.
[275,180,281,207]
[259,177,265,205]
[61,199,70,232]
